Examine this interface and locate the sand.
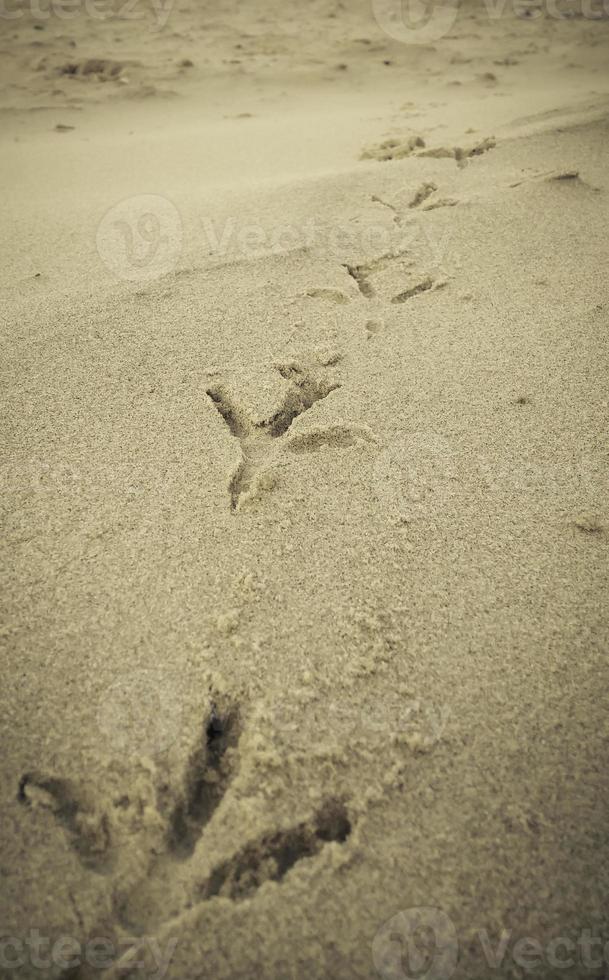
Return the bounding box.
[1,0,609,977]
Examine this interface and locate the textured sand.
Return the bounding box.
[1,1,609,978]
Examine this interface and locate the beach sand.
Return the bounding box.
[1,1,609,977]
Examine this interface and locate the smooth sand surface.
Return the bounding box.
[1,1,609,977]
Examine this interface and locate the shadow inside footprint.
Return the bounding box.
[267,364,341,438]
[18,772,111,872]
[199,799,351,902]
[167,706,240,859]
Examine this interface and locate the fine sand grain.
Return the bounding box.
[1,1,609,978]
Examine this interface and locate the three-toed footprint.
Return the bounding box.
[18,695,353,968]
[207,355,375,511]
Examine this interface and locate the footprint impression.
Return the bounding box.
[207,356,374,511]
[18,697,353,952]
